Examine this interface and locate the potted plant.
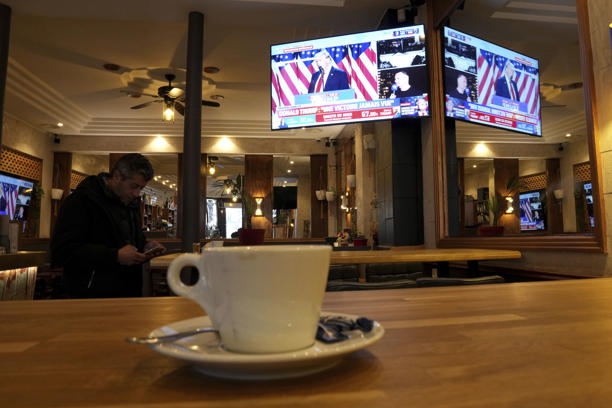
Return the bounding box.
[238,193,265,245]
[225,175,265,245]
[478,177,525,237]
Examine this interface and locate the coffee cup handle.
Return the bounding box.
[166,253,208,303]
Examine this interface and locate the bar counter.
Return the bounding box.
[2,278,612,407]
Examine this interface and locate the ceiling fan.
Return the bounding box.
[126,73,220,114]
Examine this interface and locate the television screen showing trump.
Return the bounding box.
[270,25,428,130]
[443,27,542,137]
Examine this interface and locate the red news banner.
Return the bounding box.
[278,100,398,123]
[468,110,538,129]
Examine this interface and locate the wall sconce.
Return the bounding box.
[51,188,64,201]
[553,189,564,201]
[505,196,514,214]
[254,197,263,216]
[208,163,216,175]
[162,100,174,122]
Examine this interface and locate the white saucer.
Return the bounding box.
[149,312,384,380]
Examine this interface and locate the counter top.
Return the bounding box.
[0,251,47,270]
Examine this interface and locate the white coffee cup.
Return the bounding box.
[166,245,331,354]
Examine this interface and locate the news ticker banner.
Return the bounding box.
[449,98,541,135]
[277,93,428,127]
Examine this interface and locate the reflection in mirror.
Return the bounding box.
[448,0,595,239]
[142,154,178,238]
[273,155,310,239]
[205,155,244,239]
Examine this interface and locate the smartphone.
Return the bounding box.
[143,247,163,257]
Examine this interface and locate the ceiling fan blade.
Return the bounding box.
[202,100,221,107]
[121,89,159,98]
[130,100,161,109]
[174,101,185,116]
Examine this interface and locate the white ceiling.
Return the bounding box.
[1,0,586,145]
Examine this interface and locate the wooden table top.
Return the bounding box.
[150,247,522,268]
[2,278,611,407]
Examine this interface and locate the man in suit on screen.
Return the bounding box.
[495,61,520,101]
[307,50,350,93]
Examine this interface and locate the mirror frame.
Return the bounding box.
[426,0,606,252]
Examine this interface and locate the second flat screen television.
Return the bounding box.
[443,27,542,136]
[271,25,428,130]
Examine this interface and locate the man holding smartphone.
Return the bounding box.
[51,153,166,298]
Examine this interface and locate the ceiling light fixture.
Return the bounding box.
[290,160,294,165]
[162,101,174,122]
[287,169,292,173]
[473,164,477,168]
[57,122,64,127]
[565,133,572,138]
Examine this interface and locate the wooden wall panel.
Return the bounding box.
[245,155,273,237]
[494,159,520,235]
[546,159,563,234]
[310,154,328,238]
[51,152,72,237]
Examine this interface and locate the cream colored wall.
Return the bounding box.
[519,159,546,177]
[2,114,53,238]
[71,153,108,175]
[465,163,493,200]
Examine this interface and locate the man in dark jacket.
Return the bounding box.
[51,154,165,298]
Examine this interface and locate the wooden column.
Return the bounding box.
[310,154,328,238]
[494,158,520,235]
[458,157,465,232]
[0,4,10,149]
[546,158,563,234]
[109,153,123,172]
[51,152,72,237]
[244,155,273,237]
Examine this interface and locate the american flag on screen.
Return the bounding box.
[271,42,379,112]
[477,50,505,105]
[511,61,540,115]
[3,183,17,220]
[520,199,532,223]
[348,42,378,101]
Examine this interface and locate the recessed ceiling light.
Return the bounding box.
[473,164,477,168]
[283,180,287,183]
[290,160,294,164]
[565,133,572,138]
[287,169,292,173]
[57,122,64,127]
[204,66,220,74]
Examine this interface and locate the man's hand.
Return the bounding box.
[117,245,148,265]
[143,241,166,259]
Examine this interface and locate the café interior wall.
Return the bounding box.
[2,113,53,238]
[519,159,545,177]
[296,173,310,238]
[464,161,493,200]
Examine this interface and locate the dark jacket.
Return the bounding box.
[308,67,350,93]
[51,173,146,298]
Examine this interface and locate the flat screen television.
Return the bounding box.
[583,182,595,228]
[270,25,429,130]
[519,190,546,231]
[0,173,34,221]
[443,27,542,136]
